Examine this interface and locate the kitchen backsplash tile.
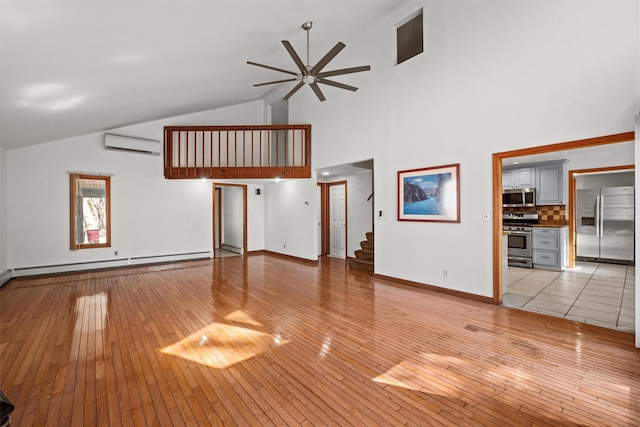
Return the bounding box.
[538,205,567,223]
[504,205,567,225]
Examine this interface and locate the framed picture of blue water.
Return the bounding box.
[398,163,460,223]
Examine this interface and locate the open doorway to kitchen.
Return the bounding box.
[493,132,635,332]
[212,183,247,258]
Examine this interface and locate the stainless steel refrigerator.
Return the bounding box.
[576,186,634,262]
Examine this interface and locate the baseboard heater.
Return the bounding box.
[221,244,243,254]
[128,251,212,265]
[0,269,11,287]
[11,251,212,277]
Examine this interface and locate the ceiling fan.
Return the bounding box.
[247,21,371,102]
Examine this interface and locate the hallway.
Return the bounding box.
[503,261,635,333]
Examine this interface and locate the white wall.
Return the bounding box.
[7,101,265,274]
[288,0,638,297]
[246,183,265,252]
[265,178,318,260]
[222,186,244,249]
[0,147,7,282]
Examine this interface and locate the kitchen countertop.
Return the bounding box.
[533,222,568,228]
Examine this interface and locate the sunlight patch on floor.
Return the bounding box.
[372,354,465,397]
[161,320,287,369]
[224,310,263,327]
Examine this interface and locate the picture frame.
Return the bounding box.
[398,163,460,223]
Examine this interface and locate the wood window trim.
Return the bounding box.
[70,173,112,250]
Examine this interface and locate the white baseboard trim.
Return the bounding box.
[11,251,213,277]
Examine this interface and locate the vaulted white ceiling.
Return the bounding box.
[1,0,411,150]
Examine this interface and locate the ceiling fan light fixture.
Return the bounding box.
[248,21,371,101]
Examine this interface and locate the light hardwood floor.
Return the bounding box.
[1,255,639,426]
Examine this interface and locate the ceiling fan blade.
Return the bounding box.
[316,65,371,78]
[247,61,299,77]
[281,41,308,74]
[317,79,358,92]
[309,82,326,102]
[310,42,346,74]
[283,81,305,100]
[253,78,298,87]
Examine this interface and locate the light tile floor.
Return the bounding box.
[214,249,241,258]
[503,261,636,333]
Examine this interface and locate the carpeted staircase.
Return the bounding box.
[348,232,374,272]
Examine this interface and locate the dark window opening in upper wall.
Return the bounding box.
[396,10,423,65]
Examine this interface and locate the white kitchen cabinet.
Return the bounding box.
[536,161,565,205]
[532,227,567,270]
[502,167,535,189]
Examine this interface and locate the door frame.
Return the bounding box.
[214,187,222,250]
[492,132,634,304]
[317,183,329,256]
[327,180,348,259]
[212,182,248,257]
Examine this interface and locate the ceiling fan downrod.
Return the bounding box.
[302,21,312,69]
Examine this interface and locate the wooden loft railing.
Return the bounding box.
[163,125,311,179]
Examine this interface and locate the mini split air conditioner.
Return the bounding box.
[104,133,161,155]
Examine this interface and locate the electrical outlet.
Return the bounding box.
[443,269,449,278]
[114,251,118,256]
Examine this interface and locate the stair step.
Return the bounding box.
[348,258,374,273]
[365,232,374,242]
[360,240,374,251]
[355,249,374,261]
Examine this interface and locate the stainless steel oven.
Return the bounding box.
[503,212,538,268]
[505,225,533,268]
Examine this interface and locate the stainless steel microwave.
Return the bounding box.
[502,188,536,207]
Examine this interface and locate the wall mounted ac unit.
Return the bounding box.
[104,133,161,155]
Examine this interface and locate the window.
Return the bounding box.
[70,174,111,249]
[396,10,424,65]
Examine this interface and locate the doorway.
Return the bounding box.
[493,133,636,333]
[212,183,247,258]
[328,181,347,259]
[492,132,635,302]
